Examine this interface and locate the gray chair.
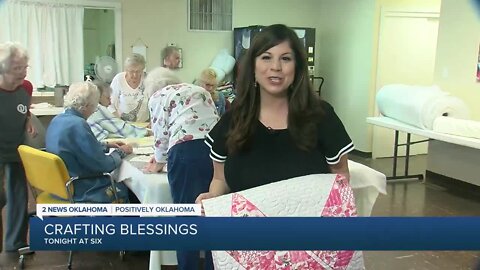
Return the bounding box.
[24,114,46,149]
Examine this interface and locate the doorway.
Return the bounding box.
[83,8,115,81]
[372,10,440,158]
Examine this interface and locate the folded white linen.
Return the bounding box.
[133,146,154,155]
[349,160,386,194]
[433,116,480,140]
[31,102,53,109]
[376,84,469,129]
[422,95,470,130]
[349,160,387,216]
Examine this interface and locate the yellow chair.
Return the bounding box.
[17,145,124,269]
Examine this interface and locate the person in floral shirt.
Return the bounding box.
[143,67,218,270]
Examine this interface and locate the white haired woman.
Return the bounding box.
[161,46,181,70]
[143,67,218,270]
[46,81,133,203]
[109,53,149,122]
[0,42,34,252]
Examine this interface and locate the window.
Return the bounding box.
[189,0,232,31]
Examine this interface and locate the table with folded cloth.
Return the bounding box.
[373,84,480,185]
[429,114,480,184]
[371,84,476,181]
[433,116,480,140]
[376,84,470,130]
[112,136,177,268]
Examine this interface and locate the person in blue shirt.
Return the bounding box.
[46,81,133,203]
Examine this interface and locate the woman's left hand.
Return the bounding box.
[26,117,38,137]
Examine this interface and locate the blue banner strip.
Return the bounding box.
[30,217,480,251]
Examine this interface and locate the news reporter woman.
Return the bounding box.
[196,24,353,203]
[143,67,218,270]
[46,81,133,203]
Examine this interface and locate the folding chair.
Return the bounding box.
[17,145,125,269]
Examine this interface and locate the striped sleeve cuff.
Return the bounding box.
[205,134,227,163]
[325,142,355,165]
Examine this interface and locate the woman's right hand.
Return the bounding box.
[195,192,215,204]
[195,192,216,216]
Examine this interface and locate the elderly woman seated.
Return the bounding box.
[46,82,133,203]
[87,80,152,141]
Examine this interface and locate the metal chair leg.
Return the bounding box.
[67,250,73,269]
[18,254,25,269]
[18,246,34,269]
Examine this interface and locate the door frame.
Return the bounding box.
[374,8,440,116]
[20,0,123,71]
[372,9,440,158]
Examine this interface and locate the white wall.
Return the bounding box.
[233,0,320,28]
[120,0,231,82]
[121,0,466,154]
[426,0,480,183]
[119,0,381,151]
[316,0,376,152]
[433,0,480,120]
[120,0,324,82]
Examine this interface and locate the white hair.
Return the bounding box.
[144,67,181,97]
[161,46,179,63]
[64,82,100,112]
[124,53,146,69]
[0,42,29,74]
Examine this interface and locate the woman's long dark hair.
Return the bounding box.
[227,24,323,154]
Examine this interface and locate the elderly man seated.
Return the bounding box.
[46,81,133,203]
[87,80,152,141]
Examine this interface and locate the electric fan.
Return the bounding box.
[94,56,118,83]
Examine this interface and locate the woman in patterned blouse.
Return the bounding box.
[143,67,218,270]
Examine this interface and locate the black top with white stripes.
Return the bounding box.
[204,100,354,193]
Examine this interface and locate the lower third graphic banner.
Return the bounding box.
[30,217,480,251]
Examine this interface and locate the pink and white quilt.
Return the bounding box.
[202,174,365,270]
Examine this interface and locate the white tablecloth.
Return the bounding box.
[30,103,64,116]
[116,158,178,268]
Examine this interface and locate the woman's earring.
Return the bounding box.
[254,81,258,88]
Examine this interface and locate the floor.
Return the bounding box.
[1,153,480,270]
